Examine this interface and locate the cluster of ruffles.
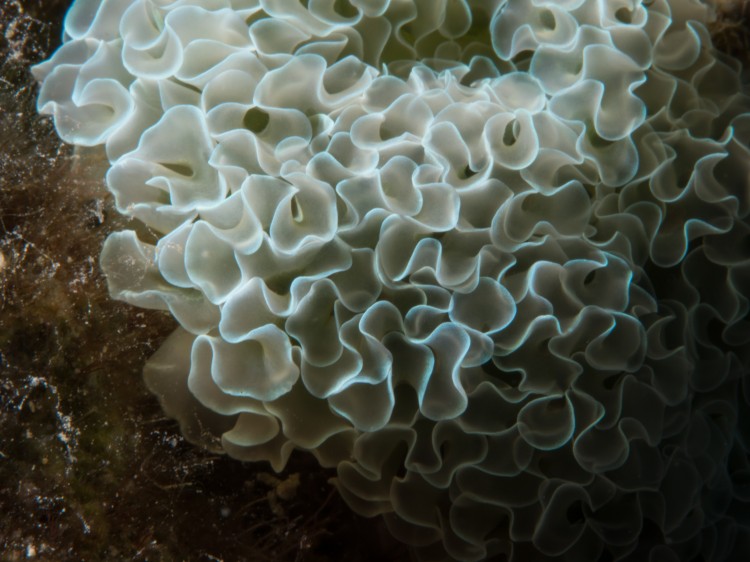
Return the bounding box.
[33,0,750,560]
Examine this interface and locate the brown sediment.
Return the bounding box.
[710,0,750,68]
[0,1,409,560]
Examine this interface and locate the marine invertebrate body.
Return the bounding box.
[34,0,750,559]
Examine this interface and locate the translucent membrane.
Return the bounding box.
[34,0,750,560]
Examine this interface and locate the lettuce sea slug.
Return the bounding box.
[34,0,750,559]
